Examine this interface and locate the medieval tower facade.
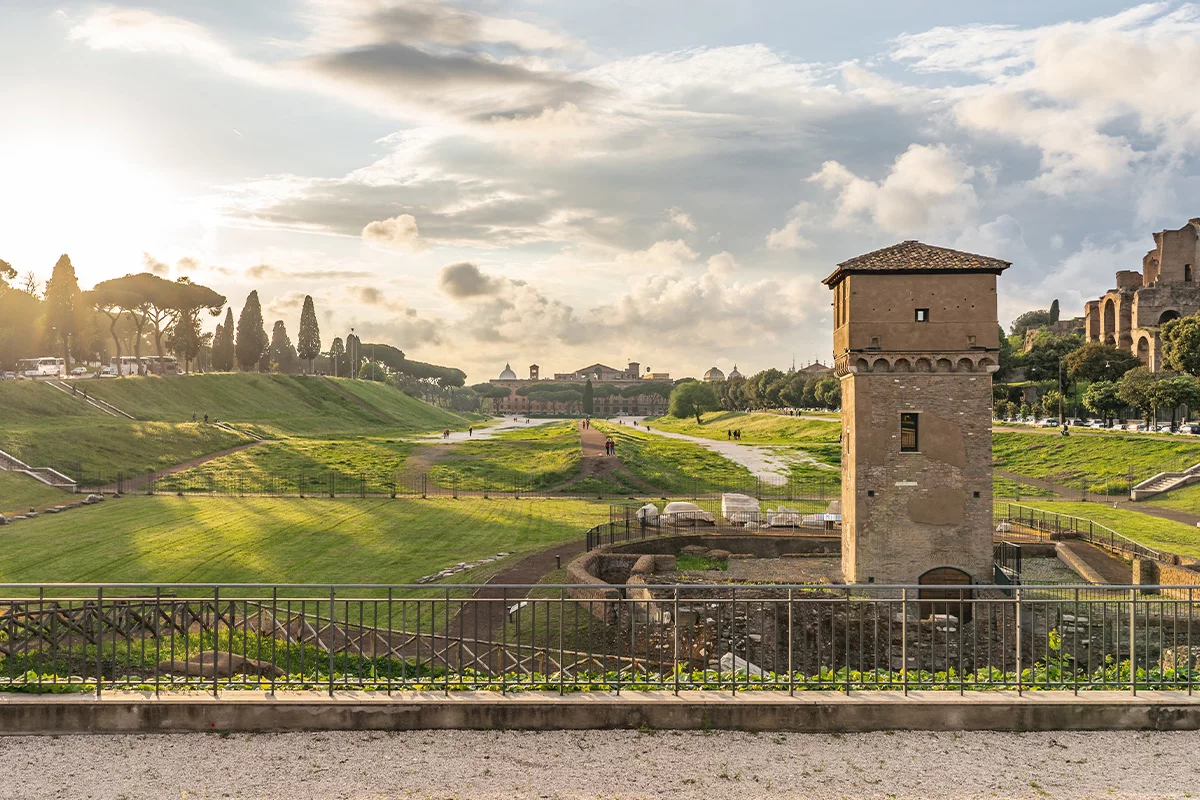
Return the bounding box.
[824,241,1009,586]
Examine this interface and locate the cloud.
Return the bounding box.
[245,264,374,280]
[612,239,698,271]
[809,144,979,235]
[765,217,815,251]
[438,261,502,298]
[668,207,696,231]
[263,290,308,318]
[141,252,170,276]
[361,214,423,250]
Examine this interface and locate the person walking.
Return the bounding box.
[727,429,731,440]
[203,412,208,423]
[191,411,196,422]
[469,427,474,437]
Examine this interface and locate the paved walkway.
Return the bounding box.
[5,729,1200,799]
[413,416,558,444]
[606,417,835,486]
[1057,539,1133,584]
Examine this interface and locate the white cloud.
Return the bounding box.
[668,207,696,231]
[362,214,423,250]
[765,218,814,251]
[809,144,979,235]
[612,239,698,271]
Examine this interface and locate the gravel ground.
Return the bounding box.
[2,729,1200,799]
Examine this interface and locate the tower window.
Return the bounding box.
[915,308,929,322]
[900,413,919,452]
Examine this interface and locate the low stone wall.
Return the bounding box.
[1133,558,1200,599]
[565,552,676,622]
[608,534,840,559]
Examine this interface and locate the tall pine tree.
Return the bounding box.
[582,378,594,415]
[235,290,268,371]
[268,320,297,373]
[1049,298,1060,325]
[297,295,321,374]
[212,307,235,371]
[329,337,345,377]
[44,254,81,371]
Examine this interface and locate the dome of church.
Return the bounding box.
[728,364,742,379]
[703,366,725,381]
[498,363,517,380]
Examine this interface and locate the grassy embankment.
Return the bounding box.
[0,495,602,585]
[645,411,843,484]
[593,420,753,494]
[0,472,72,516]
[424,421,583,492]
[0,375,470,477]
[992,430,1200,494]
[1006,498,1200,560]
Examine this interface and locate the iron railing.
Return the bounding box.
[996,503,1168,563]
[3,582,1200,695]
[64,467,839,502]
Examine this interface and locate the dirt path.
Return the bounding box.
[994,470,1200,526]
[98,440,264,494]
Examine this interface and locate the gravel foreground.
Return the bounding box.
[2,729,1199,799]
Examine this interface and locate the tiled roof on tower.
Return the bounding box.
[823,241,1011,286]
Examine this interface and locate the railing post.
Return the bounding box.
[1130,587,1138,696]
[329,586,336,697]
[95,586,103,698]
[901,588,908,696]
[1015,587,1023,696]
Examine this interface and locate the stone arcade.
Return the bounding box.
[824,241,1008,587]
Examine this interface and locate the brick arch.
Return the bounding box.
[1137,335,1151,364]
[872,357,891,373]
[956,357,974,372]
[913,357,932,372]
[892,357,911,372]
[936,358,954,372]
[1159,309,1182,325]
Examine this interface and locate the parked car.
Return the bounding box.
[69,366,90,376]
[1181,425,1200,435]
[0,370,15,380]
[1041,419,1061,428]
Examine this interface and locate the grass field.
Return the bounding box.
[425,421,582,491]
[647,411,842,446]
[71,373,467,435]
[992,430,1200,493]
[1010,499,1200,560]
[0,420,252,476]
[0,381,108,424]
[0,472,71,516]
[0,496,603,584]
[593,421,752,493]
[1141,482,1200,517]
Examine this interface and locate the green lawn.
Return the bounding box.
[0,496,603,584]
[1007,499,1200,560]
[0,421,252,476]
[992,430,1200,494]
[0,381,108,424]
[426,421,582,491]
[74,373,468,435]
[1142,482,1200,517]
[0,472,72,516]
[593,421,752,494]
[647,411,841,446]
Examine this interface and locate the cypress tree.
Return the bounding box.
[582,378,594,415]
[212,307,235,371]
[235,290,268,371]
[268,320,297,373]
[297,295,321,373]
[329,337,345,377]
[1049,298,1060,325]
[44,254,81,371]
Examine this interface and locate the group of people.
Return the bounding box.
[604,437,616,456]
[727,429,743,440]
[190,411,209,423]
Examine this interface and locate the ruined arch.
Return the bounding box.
[1102,297,1117,344]
[1137,336,1150,365]
[1159,309,1182,325]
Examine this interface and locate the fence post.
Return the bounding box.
[901,588,908,696]
[1130,587,1138,696]
[1015,587,1023,696]
[95,586,103,698]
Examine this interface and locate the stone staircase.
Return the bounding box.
[1130,463,1200,500]
[45,380,135,419]
[213,421,265,441]
[0,448,75,490]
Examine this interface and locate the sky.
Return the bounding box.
[2,1,1199,383]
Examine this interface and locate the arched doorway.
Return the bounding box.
[1137,336,1150,365]
[917,566,973,622]
[1159,309,1181,325]
[1103,297,1117,342]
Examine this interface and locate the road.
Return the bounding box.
[3,729,1198,799]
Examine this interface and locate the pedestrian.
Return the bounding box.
[191,411,196,422]
[82,387,87,401]
[203,412,208,423]
[727,429,731,440]
[609,439,617,457]
[72,384,77,396]
[469,427,474,437]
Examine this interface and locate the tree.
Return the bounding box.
[165,313,203,372]
[1019,402,1033,419]
[813,375,840,409]
[668,380,720,424]
[1041,389,1062,420]
[1023,332,1083,383]
[1117,367,1158,426]
[170,278,225,373]
[329,337,345,377]
[345,333,361,379]
[1049,299,1060,325]
[43,254,81,370]
[1083,380,1123,425]
[297,295,321,373]
[0,259,14,290]
[268,320,297,373]
[211,307,235,371]
[235,291,268,371]
[1152,374,1200,427]
[87,280,141,376]
[359,361,386,381]
[1160,314,1200,376]
[582,378,594,415]
[1010,309,1051,337]
[994,399,1012,420]
[1064,342,1140,383]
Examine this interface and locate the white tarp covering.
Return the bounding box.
[766,505,802,527]
[660,501,716,525]
[636,503,660,526]
[721,493,760,523]
[801,512,842,527]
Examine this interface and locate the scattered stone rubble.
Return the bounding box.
[0,494,107,526]
[414,552,511,584]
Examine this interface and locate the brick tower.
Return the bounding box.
[823,241,1009,586]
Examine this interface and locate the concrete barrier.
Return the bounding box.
[4,691,1200,734]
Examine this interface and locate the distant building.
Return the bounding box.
[703,366,725,382]
[1083,218,1200,371]
[488,360,669,415]
[799,361,834,376]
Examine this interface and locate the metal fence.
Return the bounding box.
[65,467,840,502]
[996,503,1168,563]
[3,582,1200,695]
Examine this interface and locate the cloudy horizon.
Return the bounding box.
[2,1,1198,382]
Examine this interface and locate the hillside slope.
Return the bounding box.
[74,374,468,434]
